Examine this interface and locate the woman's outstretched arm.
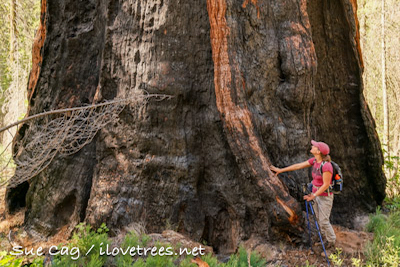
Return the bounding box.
[270,160,311,175]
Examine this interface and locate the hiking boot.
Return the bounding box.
[312,243,323,255]
[326,241,336,250]
[313,242,322,247]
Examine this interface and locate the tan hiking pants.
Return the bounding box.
[313,194,336,243]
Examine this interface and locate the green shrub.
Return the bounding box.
[304,260,316,267]
[114,231,142,267]
[114,231,180,267]
[0,224,267,267]
[140,252,176,267]
[178,257,196,267]
[201,246,265,267]
[224,246,266,267]
[132,258,146,267]
[385,196,400,211]
[0,250,44,267]
[328,248,344,267]
[200,253,220,267]
[52,223,111,267]
[365,209,400,266]
[366,208,387,233]
[0,251,23,267]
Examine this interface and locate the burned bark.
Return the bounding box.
[6,0,385,253]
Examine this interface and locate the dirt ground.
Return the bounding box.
[268,225,373,266]
[0,188,374,266]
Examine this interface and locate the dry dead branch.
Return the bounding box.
[0,93,172,188]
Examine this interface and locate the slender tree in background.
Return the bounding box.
[0,0,40,147]
[359,0,400,197]
[381,0,390,171]
[9,0,17,64]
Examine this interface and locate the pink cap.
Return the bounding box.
[311,140,330,155]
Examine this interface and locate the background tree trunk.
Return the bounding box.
[9,0,17,64]
[381,0,390,177]
[6,0,385,253]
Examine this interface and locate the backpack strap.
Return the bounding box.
[319,161,326,175]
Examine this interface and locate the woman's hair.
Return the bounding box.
[321,154,331,162]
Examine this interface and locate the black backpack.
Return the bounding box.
[313,159,343,194]
[320,161,343,194]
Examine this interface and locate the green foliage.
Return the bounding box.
[385,195,400,211]
[132,258,146,267]
[52,223,111,267]
[178,257,197,267]
[0,251,23,267]
[365,207,387,233]
[365,209,400,266]
[139,251,176,267]
[0,224,267,267]
[201,246,265,267]
[201,253,220,267]
[224,246,266,267]
[114,231,170,267]
[380,236,400,266]
[141,234,150,247]
[114,230,198,267]
[29,256,45,266]
[304,260,315,267]
[328,248,344,267]
[351,257,363,267]
[0,250,44,267]
[383,148,400,199]
[115,231,141,267]
[366,236,400,267]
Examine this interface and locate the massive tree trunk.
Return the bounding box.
[6,0,385,253]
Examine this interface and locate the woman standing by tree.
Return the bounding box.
[270,140,336,249]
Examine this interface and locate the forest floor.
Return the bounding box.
[265,225,373,266]
[0,188,373,266]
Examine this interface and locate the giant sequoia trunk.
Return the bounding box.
[6,0,385,253]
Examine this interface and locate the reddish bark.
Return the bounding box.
[206,0,301,229]
[27,0,46,101]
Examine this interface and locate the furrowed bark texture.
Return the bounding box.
[6,0,385,253]
[307,0,385,224]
